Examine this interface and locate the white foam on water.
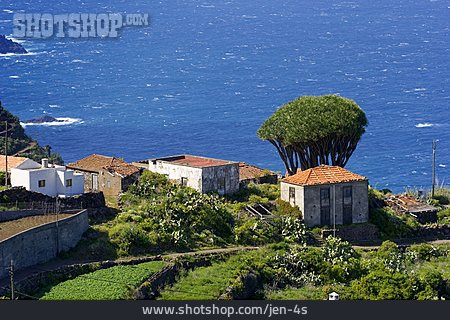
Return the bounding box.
[415,123,434,128]
[20,117,83,128]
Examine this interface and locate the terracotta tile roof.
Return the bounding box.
[0,155,28,172]
[67,154,140,177]
[239,162,277,181]
[154,155,234,168]
[282,165,367,186]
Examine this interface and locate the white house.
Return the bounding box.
[134,154,240,195]
[10,158,84,197]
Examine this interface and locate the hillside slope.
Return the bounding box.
[0,101,63,164]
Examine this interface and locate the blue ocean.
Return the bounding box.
[0,0,449,192]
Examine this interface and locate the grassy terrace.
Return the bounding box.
[159,249,269,300]
[40,261,168,300]
[0,214,73,241]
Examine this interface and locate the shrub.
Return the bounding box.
[280,216,307,244]
[274,199,302,218]
[369,207,418,239]
[406,243,444,262]
[234,217,279,245]
[376,241,405,272]
[109,224,153,256]
[437,207,450,225]
[349,270,417,300]
[322,236,359,265]
[433,195,449,205]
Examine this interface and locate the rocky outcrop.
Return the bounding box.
[0,35,27,54]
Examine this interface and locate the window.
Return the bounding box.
[181,177,188,187]
[66,179,73,187]
[92,174,98,191]
[218,177,226,190]
[289,187,296,204]
[38,180,46,188]
[107,180,111,188]
[320,188,331,226]
[343,186,353,225]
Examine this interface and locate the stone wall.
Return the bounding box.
[0,187,105,209]
[0,210,89,279]
[321,223,380,244]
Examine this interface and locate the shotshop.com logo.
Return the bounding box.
[12,13,149,38]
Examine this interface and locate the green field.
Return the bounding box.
[159,250,268,300]
[41,261,167,300]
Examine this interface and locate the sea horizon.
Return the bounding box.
[0,0,449,193]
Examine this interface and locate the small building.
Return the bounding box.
[10,158,84,197]
[238,162,279,188]
[135,154,239,195]
[66,154,141,197]
[280,165,369,227]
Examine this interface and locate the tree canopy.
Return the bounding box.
[257,95,367,175]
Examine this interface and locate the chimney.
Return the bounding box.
[42,158,49,168]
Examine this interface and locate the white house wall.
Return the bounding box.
[148,161,203,191]
[10,168,31,190]
[11,167,84,197]
[28,168,58,196]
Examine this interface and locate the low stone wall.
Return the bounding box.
[0,210,89,279]
[321,223,380,244]
[417,225,450,239]
[0,187,106,209]
[135,252,234,300]
[0,256,163,298]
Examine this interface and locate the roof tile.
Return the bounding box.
[67,154,140,177]
[282,165,367,186]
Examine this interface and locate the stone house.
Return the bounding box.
[280,165,369,228]
[134,154,239,195]
[238,162,279,188]
[9,158,84,197]
[67,154,142,198]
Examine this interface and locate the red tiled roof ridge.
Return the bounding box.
[282,165,366,186]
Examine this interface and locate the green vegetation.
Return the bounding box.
[159,249,274,300]
[67,174,307,259]
[257,95,367,175]
[266,240,449,300]
[0,102,62,164]
[40,261,167,300]
[369,207,419,239]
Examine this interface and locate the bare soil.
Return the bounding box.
[0,214,73,241]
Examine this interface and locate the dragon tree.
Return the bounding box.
[257,95,368,176]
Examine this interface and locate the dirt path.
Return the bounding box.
[12,141,37,156]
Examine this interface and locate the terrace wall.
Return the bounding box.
[0,210,88,279]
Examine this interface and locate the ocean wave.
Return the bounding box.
[5,36,26,44]
[20,117,83,128]
[415,123,434,128]
[0,51,44,57]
